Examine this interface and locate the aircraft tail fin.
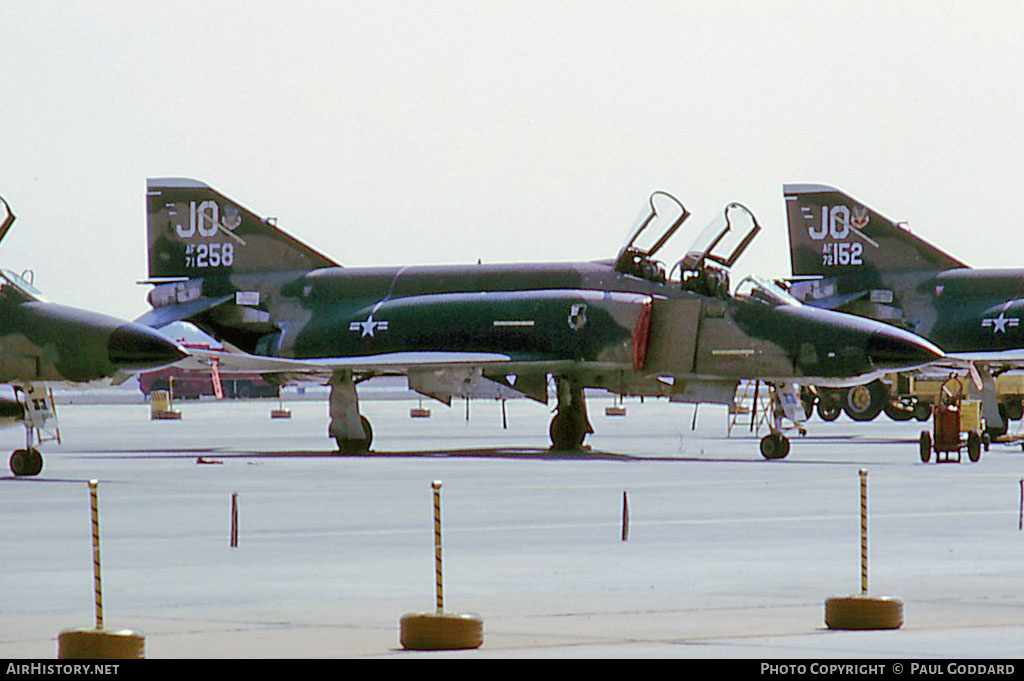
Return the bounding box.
[783,184,967,277]
[146,178,339,280]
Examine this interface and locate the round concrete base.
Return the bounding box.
[399,611,483,650]
[57,628,145,659]
[825,595,904,630]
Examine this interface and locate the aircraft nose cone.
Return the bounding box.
[108,324,187,371]
[866,328,944,369]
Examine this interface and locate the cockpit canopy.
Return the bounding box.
[677,202,761,272]
[614,191,690,284]
[734,274,802,307]
[615,192,762,298]
[0,269,47,302]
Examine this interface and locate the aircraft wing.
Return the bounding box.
[175,346,516,379]
[945,350,1024,365]
[927,351,1024,392]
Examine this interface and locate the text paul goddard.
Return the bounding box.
[760,663,1015,675]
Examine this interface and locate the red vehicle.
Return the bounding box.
[139,367,280,400]
[139,340,282,400]
[136,339,282,403]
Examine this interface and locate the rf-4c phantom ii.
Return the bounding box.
[139,179,942,459]
[0,195,186,476]
[784,183,1024,437]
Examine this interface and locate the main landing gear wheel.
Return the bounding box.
[816,391,841,421]
[883,401,913,421]
[10,448,43,477]
[1003,399,1024,422]
[759,433,790,460]
[985,422,1007,440]
[549,411,587,450]
[842,381,886,422]
[335,416,373,454]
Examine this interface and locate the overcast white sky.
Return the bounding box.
[2,1,1023,321]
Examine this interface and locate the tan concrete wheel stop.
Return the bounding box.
[58,629,145,660]
[270,387,291,419]
[58,480,145,659]
[824,470,904,630]
[400,481,483,651]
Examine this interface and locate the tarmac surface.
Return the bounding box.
[1,393,1023,659]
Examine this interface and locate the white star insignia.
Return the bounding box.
[349,313,390,337]
[982,311,1019,334]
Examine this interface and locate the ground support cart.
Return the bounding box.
[918,376,983,463]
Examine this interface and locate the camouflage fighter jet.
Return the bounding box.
[139,179,943,459]
[0,195,187,476]
[784,183,1024,435]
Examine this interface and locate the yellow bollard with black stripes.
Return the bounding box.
[57,480,145,659]
[400,480,483,650]
[824,469,904,630]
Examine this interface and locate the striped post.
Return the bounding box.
[431,481,444,612]
[230,493,239,548]
[88,480,104,630]
[859,469,868,595]
[621,491,630,541]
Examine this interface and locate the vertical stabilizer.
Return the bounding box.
[146,178,338,279]
[784,184,967,277]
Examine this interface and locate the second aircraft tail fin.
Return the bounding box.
[146,178,339,280]
[783,183,967,277]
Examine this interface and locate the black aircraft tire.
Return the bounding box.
[10,449,27,476]
[985,423,1007,440]
[913,402,932,422]
[817,400,841,422]
[1003,399,1024,422]
[883,402,913,422]
[968,431,982,463]
[549,411,585,450]
[399,612,484,651]
[824,596,903,630]
[842,381,886,422]
[919,431,932,463]
[759,434,789,460]
[335,416,373,454]
[27,448,42,476]
[10,449,42,477]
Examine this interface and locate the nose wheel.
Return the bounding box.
[10,448,43,477]
[759,433,790,460]
[548,377,593,451]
